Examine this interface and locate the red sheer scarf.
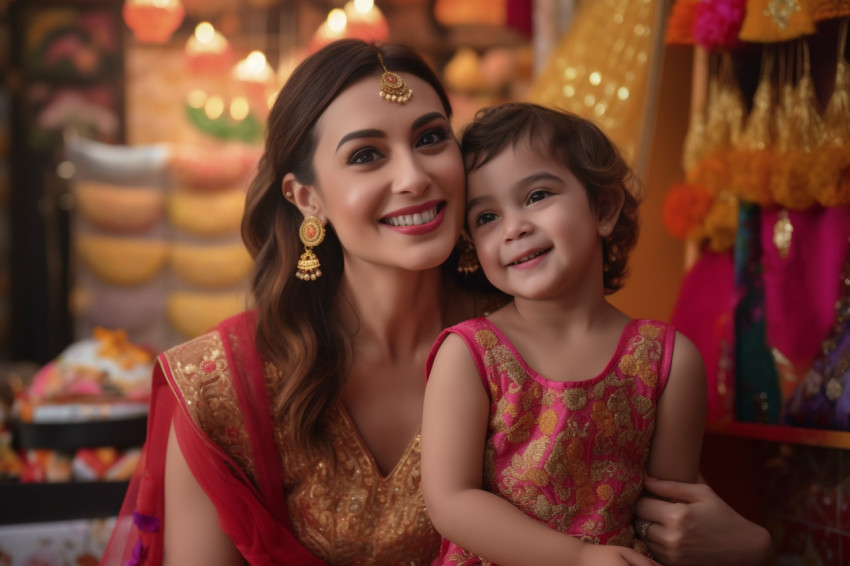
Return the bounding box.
[101,312,325,565]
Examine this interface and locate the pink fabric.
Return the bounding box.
[671,250,736,422]
[426,318,674,565]
[100,312,324,566]
[760,205,850,402]
[506,0,533,38]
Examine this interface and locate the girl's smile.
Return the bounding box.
[507,248,551,269]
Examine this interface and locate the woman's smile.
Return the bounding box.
[380,201,445,233]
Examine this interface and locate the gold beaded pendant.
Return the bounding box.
[377,52,412,104]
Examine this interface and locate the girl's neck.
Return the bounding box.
[502,290,618,336]
[513,296,613,329]
[337,263,447,359]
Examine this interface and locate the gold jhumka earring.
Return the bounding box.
[456,235,480,274]
[376,51,413,104]
[296,216,325,281]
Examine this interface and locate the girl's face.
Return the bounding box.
[307,75,465,274]
[465,140,607,301]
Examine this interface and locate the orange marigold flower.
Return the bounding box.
[772,149,818,210]
[729,148,775,205]
[662,183,714,240]
[704,193,739,252]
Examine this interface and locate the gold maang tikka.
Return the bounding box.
[377,51,412,104]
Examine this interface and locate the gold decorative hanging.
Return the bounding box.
[688,54,744,252]
[771,40,822,210]
[810,19,850,207]
[730,48,776,205]
[739,0,816,42]
[773,208,794,258]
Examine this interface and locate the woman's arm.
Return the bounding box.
[635,477,771,566]
[646,332,707,483]
[163,422,246,566]
[421,334,657,566]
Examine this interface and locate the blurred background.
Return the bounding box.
[1,1,850,565]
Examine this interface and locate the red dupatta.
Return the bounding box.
[100,312,325,565]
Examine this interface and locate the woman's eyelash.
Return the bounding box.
[348,147,380,164]
[419,127,451,145]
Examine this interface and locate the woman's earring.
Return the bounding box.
[296,216,326,281]
[457,236,480,274]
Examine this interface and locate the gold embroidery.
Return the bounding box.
[639,324,662,340]
[537,408,559,435]
[165,330,256,484]
[500,435,551,491]
[632,394,653,417]
[475,328,498,349]
[278,403,439,564]
[765,0,803,29]
[773,209,794,258]
[472,320,667,558]
[619,332,662,388]
[562,388,587,410]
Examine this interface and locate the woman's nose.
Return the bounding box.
[391,152,430,196]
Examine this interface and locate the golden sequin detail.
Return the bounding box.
[765,0,803,29]
[165,330,256,485]
[277,403,439,565]
[773,209,794,258]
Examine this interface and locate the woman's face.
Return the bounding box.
[308,75,465,273]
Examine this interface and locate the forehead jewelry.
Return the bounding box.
[377,52,413,104]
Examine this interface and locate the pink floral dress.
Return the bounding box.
[426,317,675,565]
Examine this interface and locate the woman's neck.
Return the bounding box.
[337,263,447,360]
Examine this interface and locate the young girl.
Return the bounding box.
[421,102,707,566]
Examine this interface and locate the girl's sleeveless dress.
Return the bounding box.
[426,317,675,565]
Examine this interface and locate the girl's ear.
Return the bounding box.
[282,173,326,222]
[597,186,625,237]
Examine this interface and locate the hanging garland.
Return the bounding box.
[184,103,263,144]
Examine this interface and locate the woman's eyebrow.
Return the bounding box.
[411,111,447,131]
[336,129,384,152]
[334,112,447,153]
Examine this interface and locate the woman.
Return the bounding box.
[101,38,767,566]
[104,38,473,566]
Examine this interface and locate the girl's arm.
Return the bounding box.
[421,334,657,566]
[163,422,246,566]
[646,331,707,484]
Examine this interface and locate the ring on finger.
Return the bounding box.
[638,519,654,539]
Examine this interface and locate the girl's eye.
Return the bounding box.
[348,148,382,165]
[473,212,498,226]
[417,127,450,147]
[528,189,551,204]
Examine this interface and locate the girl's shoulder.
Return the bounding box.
[443,315,492,335]
[627,318,676,335]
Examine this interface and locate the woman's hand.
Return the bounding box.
[634,476,771,566]
[575,544,660,566]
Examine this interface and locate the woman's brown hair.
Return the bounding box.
[241,39,453,456]
[460,102,642,294]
